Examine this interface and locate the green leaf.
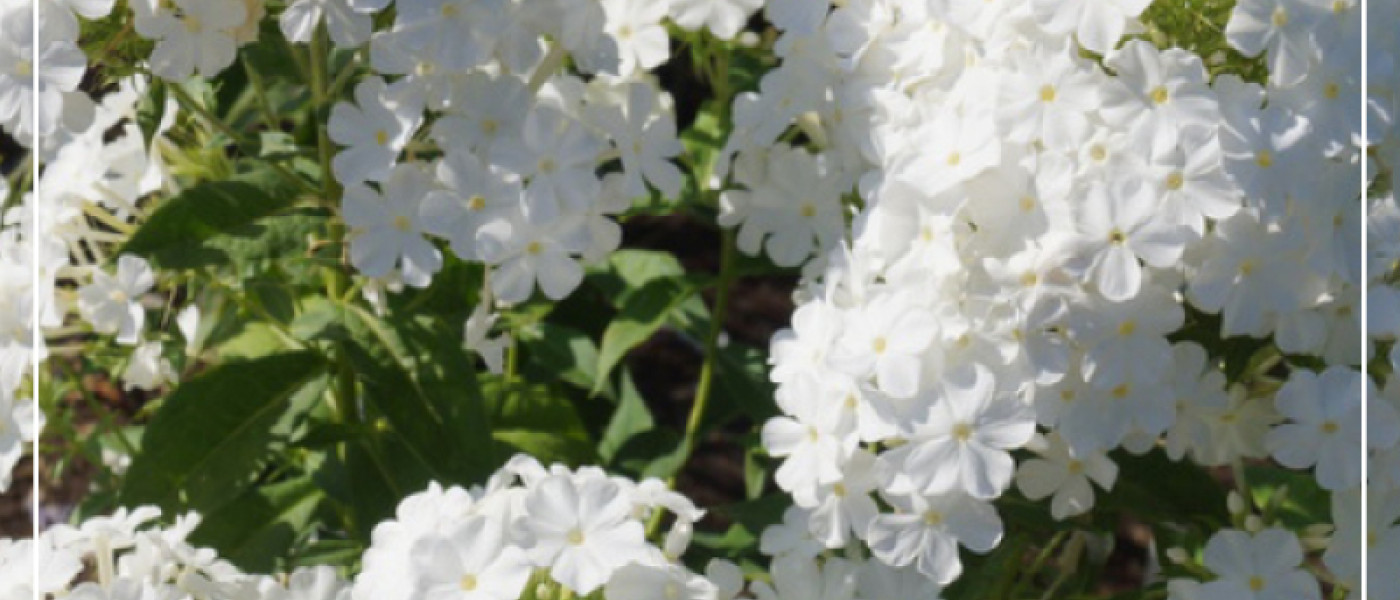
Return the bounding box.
[594,278,695,395]
[119,352,326,511]
[188,476,324,573]
[119,168,302,269]
[599,371,653,463]
[483,378,595,465]
[521,322,600,392]
[295,298,496,484]
[589,250,686,307]
[135,79,168,152]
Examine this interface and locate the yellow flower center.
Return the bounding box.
[538,158,558,174]
[567,529,586,545]
[1089,145,1107,162]
[393,215,412,232]
[1019,196,1036,212]
[1239,259,1257,277]
[1321,421,1339,434]
[1039,85,1056,102]
[1272,7,1289,27]
[14,59,31,77]
[183,14,202,32]
[923,511,944,526]
[872,337,888,354]
[1166,172,1184,191]
[1256,150,1274,168]
[375,130,390,146]
[1249,575,1266,592]
[800,203,817,218]
[1324,82,1340,100]
[1021,272,1038,287]
[946,152,962,166]
[109,289,129,303]
[833,483,848,497]
[1067,460,1084,475]
[460,575,478,591]
[526,241,543,255]
[1108,229,1127,245]
[1150,85,1169,104]
[953,423,973,441]
[1111,384,1131,400]
[1118,321,1137,336]
[468,195,486,211]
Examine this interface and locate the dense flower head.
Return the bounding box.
[739,0,1361,591]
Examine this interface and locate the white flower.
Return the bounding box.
[420,150,523,262]
[78,255,155,346]
[519,474,649,595]
[0,4,87,142]
[879,364,1035,500]
[765,0,829,34]
[1187,209,1319,338]
[1194,528,1321,600]
[1101,41,1220,155]
[123,342,175,392]
[833,292,937,399]
[763,388,856,497]
[464,305,509,375]
[604,563,718,600]
[1266,367,1362,491]
[1063,179,1188,303]
[669,0,762,40]
[855,560,944,600]
[749,555,858,600]
[390,0,505,71]
[1225,0,1323,87]
[136,0,248,80]
[477,215,589,304]
[587,82,684,199]
[342,163,443,288]
[329,77,423,186]
[602,0,671,76]
[800,449,880,548]
[720,146,845,267]
[409,516,532,600]
[280,0,371,47]
[996,46,1100,150]
[1029,0,1151,54]
[1014,433,1117,520]
[493,106,605,225]
[865,491,1001,585]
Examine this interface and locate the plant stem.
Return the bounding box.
[681,229,735,463]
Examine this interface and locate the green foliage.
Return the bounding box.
[118,351,326,511]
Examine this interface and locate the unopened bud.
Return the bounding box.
[665,520,694,559]
[1244,515,1264,533]
[1227,490,1247,516]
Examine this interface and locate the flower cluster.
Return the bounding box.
[0,192,38,494]
[741,0,1360,591]
[302,0,772,369]
[1361,3,1400,600]
[1,69,183,492]
[6,504,355,600]
[0,0,105,148]
[355,454,710,599]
